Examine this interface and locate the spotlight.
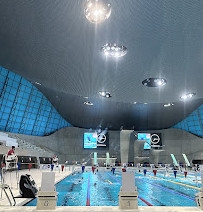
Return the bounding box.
[84,0,111,24]
[35,82,41,85]
[84,101,94,106]
[99,91,112,98]
[104,51,109,56]
[101,43,127,58]
[164,103,174,107]
[99,91,106,97]
[142,78,167,87]
[180,92,196,100]
[156,79,165,86]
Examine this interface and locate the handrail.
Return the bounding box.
[0,184,16,206]
[82,152,94,164]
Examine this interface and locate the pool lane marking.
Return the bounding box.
[148,172,201,184]
[86,173,91,206]
[175,173,201,181]
[137,177,195,202]
[136,171,200,190]
[138,197,153,206]
[145,173,200,190]
[165,172,201,180]
[147,171,198,179]
[106,172,153,206]
[135,171,201,179]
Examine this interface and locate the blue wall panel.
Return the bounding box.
[0,66,72,136]
[173,104,203,137]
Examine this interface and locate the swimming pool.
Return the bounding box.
[26,169,202,206]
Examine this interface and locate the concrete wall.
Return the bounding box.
[120,130,133,164]
[6,127,120,163]
[3,127,203,165]
[131,128,203,164]
[159,128,203,164]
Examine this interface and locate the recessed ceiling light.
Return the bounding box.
[99,91,106,97]
[144,103,148,104]
[101,43,127,58]
[133,102,137,104]
[35,82,41,85]
[99,91,112,98]
[180,92,196,100]
[164,103,174,107]
[84,101,93,106]
[142,78,167,87]
[84,0,111,24]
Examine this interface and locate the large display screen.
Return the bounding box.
[138,133,151,150]
[84,132,97,148]
[84,132,109,149]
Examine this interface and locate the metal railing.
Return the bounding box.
[0,182,16,206]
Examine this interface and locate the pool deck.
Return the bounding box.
[0,167,72,206]
[0,206,201,212]
[1,168,202,211]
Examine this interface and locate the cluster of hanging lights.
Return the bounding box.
[101,43,127,58]
[84,0,197,106]
[84,0,127,59]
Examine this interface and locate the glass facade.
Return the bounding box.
[173,104,203,137]
[0,66,71,136]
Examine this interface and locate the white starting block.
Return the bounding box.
[119,172,138,210]
[195,174,203,210]
[196,188,203,210]
[36,172,57,210]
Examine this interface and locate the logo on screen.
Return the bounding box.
[97,133,106,143]
[151,134,160,145]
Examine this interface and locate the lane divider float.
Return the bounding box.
[86,173,91,206]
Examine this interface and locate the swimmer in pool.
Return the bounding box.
[94,183,97,186]
[105,180,113,184]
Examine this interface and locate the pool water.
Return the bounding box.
[26,170,201,206]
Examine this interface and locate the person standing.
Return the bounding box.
[7,146,15,156]
[82,163,85,173]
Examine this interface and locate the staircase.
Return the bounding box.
[0,131,53,158]
[17,139,53,157]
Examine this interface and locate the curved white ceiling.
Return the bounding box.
[0,0,202,130]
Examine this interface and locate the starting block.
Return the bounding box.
[119,172,138,210]
[36,172,57,210]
